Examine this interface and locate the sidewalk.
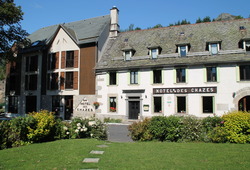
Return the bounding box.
[106,123,134,142]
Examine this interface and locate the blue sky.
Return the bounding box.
[15,0,250,34]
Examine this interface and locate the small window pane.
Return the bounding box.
[176,68,186,83]
[66,51,74,67]
[211,44,218,55]
[180,46,187,57]
[207,67,217,82]
[109,97,116,112]
[130,71,138,84]
[153,70,162,84]
[151,49,158,59]
[65,72,73,89]
[125,51,131,60]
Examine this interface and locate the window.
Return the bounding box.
[65,72,73,89]
[206,67,217,82]
[179,45,187,57]
[47,73,59,90]
[26,55,38,72]
[109,97,117,112]
[240,65,250,81]
[153,70,162,84]
[176,68,186,83]
[177,96,186,113]
[48,53,56,70]
[245,40,250,51]
[130,71,138,84]
[154,96,162,113]
[209,43,219,55]
[25,74,37,90]
[125,51,131,61]
[151,48,158,59]
[8,96,18,113]
[109,72,117,85]
[203,96,214,113]
[66,51,74,68]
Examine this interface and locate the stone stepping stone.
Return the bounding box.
[83,158,100,163]
[96,144,108,148]
[90,150,104,155]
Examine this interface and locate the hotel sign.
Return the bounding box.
[153,87,217,94]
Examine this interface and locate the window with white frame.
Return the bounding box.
[203,96,214,113]
[109,72,117,85]
[109,97,117,112]
[244,40,250,51]
[177,96,186,113]
[66,51,74,68]
[124,50,132,61]
[153,96,162,113]
[130,71,138,84]
[206,67,217,82]
[176,68,186,83]
[65,72,73,89]
[208,43,220,55]
[178,45,188,57]
[153,70,162,84]
[151,48,158,59]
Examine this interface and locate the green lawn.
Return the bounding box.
[0,139,249,170]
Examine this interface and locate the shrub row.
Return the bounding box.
[128,111,250,144]
[0,110,107,150]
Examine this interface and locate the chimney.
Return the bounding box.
[110,6,119,38]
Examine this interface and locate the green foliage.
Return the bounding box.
[235,15,244,19]
[178,116,204,142]
[149,116,181,142]
[169,19,191,26]
[222,111,250,143]
[104,117,122,123]
[0,0,29,64]
[128,118,153,141]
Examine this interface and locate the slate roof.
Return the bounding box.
[27,15,110,46]
[96,18,250,71]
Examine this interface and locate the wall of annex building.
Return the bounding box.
[96,64,250,119]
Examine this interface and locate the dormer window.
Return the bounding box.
[176,44,190,57]
[122,46,135,61]
[148,46,161,59]
[244,40,250,51]
[207,42,221,55]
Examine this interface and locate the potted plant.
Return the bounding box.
[93,102,100,109]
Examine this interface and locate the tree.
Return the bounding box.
[0,0,29,65]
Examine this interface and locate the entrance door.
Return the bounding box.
[65,96,73,120]
[26,96,37,113]
[239,96,250,111]
[129,101,140,119]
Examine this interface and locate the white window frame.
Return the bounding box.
[243,40,250,51]
[178,45,188,57]
[124,50,132,61]
[150,48,159,59]
[209,43,219,55]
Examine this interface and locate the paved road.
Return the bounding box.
[107,124,134,142]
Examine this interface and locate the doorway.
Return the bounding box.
[65,96,73,120]
[129,101,140,119]
[238,96,250,112]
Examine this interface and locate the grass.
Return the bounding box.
[0,139,250,170]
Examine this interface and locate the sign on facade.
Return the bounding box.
[153,87,217,94]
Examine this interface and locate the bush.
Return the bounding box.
[128,118,153,141]
[178,116,203,142]
[222,111,250,143]
[27,110,58,143]
[149,116,181,142]
[202,116,223,142]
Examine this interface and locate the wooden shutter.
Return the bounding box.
[74,50,78,68]
[56,52,59,69]
[61,51,66,69]
[73,71,78,90]
[60,72,65,90]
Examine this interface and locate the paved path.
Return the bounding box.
[107,123,134,142]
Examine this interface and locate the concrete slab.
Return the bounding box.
[96,145,108,148]
[90,150,104,155]
[82,158,100,163]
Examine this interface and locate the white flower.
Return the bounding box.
[80,128,84,132]
[63,126,68,130]
[66,132,70,135]
[90,133,93,137]
[77,126,81,130]
[88,121,96,126]
[77,123,81,127]
[75,129,79,133]
[83,128,88,132]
